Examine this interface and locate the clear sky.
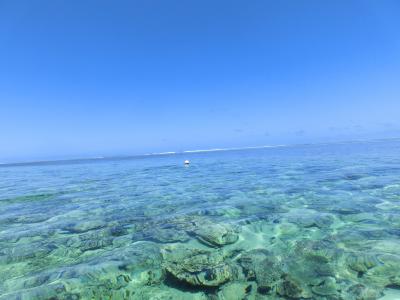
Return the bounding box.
[1,0,400,162]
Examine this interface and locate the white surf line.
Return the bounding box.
[144,151,177,156]
[140,145,288,157]
[182,144,287,153]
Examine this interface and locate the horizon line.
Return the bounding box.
[1,137,399,167]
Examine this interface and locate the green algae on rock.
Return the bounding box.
[276,275,310,299]
[238,249,283,293]
[217,282,255,300]
[161,246,233,287]
[311,277,338,296]
[346,252,380,273]
[346,284,383,300]
[192,222,239,247]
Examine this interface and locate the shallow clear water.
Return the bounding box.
[1,140,400,299]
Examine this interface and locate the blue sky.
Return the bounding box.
[1,0,400,162]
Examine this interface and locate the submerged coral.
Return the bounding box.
[161,246,234,287]
[192,222,239,247]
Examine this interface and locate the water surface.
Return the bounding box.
[1,140,400,299]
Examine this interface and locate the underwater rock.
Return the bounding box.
[346,252,379,273]
[331,206,363,215]
[0,282,67,300]
[152,228,189,243]
[346,284,382,300]
[236,201,289,219]
[294,239,341,264]
[194,206,242,218]
[273,222,300,241]
[343,173,365,181]
[291,214,334,229]
[12,213,51,224]
[217,282,255,300]
[332,230,369,250]
[192,222,239,247]
[153,229,189,243]
[329,200,377,215]
[357,229,396,240]
[276,275,307,299]
[83,287,133,300]
[311,277,338,296]
[134,286,208,300]
[385,214,400,227]
[162,246,233,287]
[79,237,113,252]
[77,266,163,299]
[340,213,380,224]
[363,254,400,288]
[132,268,165,286]
[135,227,189,243]
[55,243,163,297]
[64,220,107,233]
[20,274,53,290]
[0,227,57,243]
[1,271,57,293]
[79,275,137,300]
[167,215,197,231]
[114,241,163,273]
[0,242,56,264]
[108,224,128,237]
[66,230,113,252]
[273,239,343,297]
[53,244,164,299]
[238,249,283,293]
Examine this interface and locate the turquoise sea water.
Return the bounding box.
[1,140,400,299]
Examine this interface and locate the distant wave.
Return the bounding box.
[144,145,288,156]
[144,151,177,156]
[183,145,287,153]
[183,148,230,153]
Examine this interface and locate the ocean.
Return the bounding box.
[1,140,400,299]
